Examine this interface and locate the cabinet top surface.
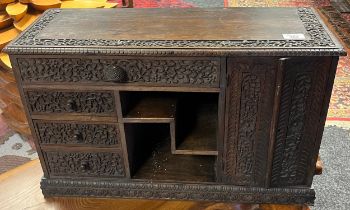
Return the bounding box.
[5,7,346,56]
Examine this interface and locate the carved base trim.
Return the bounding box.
[41,178,315,204]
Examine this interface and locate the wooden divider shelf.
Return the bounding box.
[123,96,177,123]
[172,102,218,156]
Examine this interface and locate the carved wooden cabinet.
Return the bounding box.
[4,7,346,205]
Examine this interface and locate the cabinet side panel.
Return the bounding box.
[271,57,333,187]
[222,57,277,186]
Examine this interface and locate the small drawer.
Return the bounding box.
[17,57,220,87]
[44,150,125,178]
[34,120,120,147]
[25,90,116,115]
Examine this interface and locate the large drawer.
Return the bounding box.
[16,57,220,87]
[34,120,120,147]
[44,150,125,178]
[24,90,116,116]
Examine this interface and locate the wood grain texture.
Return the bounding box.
[0,159,310,210]
[4,8,345,56]
[37,8,311,41]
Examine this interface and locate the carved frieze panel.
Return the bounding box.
[271,57,331,186]
[222,58,277,186]
[45,151,125,177]
[34,121,119,146]
[41,178,316,204]
[25,90,115,115]
[17,57,220,86]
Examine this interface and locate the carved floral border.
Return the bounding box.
[10,8,336,49]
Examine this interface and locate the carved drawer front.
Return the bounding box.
[16,57,220,87]
[34,121,120,147]
[44,151,125,178]
[25,90,116,115]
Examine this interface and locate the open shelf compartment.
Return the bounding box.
[120,91,218,182]
[120,91,218,156]
[124,123,216,182]
[173,100,218,156]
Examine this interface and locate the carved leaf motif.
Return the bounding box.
[280,73,312,183]
[45,151,125,177]
[35,121,119,146]
[17,57,219,86]
[271,59,330,187]
[223,60,272,186]
[25,91,115,114]
[236,73,261,180]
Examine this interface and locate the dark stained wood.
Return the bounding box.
[174,102,218,156]
[131,134,216,182]
[221,57,278,187]
[123,96,177,121]
[5,7,344,205]
[121,0,133,8]
[38,8,311,41]
[23,82,221,93]
[114,91,132,178]
[271,57,333,187]
[15,56,221,87]
[30,114,118,122]
[33,120,121,147]
[306,56,339,183]
[265,58,286,187]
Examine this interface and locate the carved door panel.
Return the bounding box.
[221,57,278,187]
[270,57,334,187]
[221,56,335,188]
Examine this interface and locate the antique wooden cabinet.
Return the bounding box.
[4,7,346,205]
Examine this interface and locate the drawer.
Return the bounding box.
[34,120,120,147]
[16,57,220,87]
[44,150,125,178]
[25,90,116,115]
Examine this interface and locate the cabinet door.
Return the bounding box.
[270,57,335,187]
[220,57,278,187]
[220,56,336,188]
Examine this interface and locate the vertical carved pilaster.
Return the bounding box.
[222,58,277,186]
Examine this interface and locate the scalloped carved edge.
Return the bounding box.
[40,178,315,204]
[4,8,346,56]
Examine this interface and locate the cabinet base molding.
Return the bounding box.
[41,178,315,205]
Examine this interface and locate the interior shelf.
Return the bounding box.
[121,92,177,123]
[133,142,216,182]
[173,102,218,156]
[126,123,216,182]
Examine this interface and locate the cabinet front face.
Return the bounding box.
[221,56,336,188]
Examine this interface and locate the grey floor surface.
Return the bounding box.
[311,126,350,209]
